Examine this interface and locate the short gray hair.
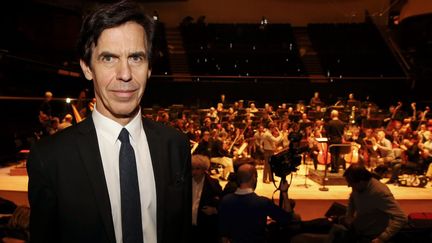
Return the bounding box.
[192,155,210,170]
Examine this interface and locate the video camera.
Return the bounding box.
[269,131,306,178]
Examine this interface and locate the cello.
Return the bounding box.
[343,142,360,164]
[343,127,360,164]
[313,127,331,165]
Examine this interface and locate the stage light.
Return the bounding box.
[66,98,71,104]
[260,16,268,25]
[153,11,159,21]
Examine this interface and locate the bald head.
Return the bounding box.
[236,163,257,187]
[331,110,339,119]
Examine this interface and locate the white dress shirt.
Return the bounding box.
[192,177,204,226]
[93,107,157,243]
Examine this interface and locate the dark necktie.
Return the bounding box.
[118,128,144,243]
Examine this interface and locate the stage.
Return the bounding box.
[0,163,431,220]
[218,164,432,220]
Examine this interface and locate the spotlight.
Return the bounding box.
[260,16,268,25]
[153,11,159,21]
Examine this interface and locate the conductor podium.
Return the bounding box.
[308,139,351,186]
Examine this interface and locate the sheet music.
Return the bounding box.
[315,137,328,143]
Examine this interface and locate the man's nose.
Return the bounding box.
[116,59,132,82]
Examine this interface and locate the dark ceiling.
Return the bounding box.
[0,0,187,72]
[0,0,430,81]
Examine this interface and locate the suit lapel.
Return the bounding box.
[142,118,166,242]
[76,117,116,243]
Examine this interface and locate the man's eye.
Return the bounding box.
[130,55,144,63]
[102,56,115,63]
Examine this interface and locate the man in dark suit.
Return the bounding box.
[27,1,191,243]
[325,110,346,173]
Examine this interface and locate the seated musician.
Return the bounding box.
[194,131,212,158]
[346,93,360,110]
[421,148,432,179]
[370,130,395,168]
[307,128,324,170]
[387,138,422,184]
[207,107,219,122]
[249,102,259,113]
[210,131,234,180]
[419,131,432,177]
[299,113,311,124]
[359,127,376,166]
[309,91,322,108]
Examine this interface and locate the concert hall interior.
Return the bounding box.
[0,0,432,242]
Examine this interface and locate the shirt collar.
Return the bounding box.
[92,105,143,145]
[192,176,205,186]
[235,188,254,195]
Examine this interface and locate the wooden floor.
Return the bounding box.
[1,163,431,220]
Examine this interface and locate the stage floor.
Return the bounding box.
[217,164,432,220]
[215,164,432,200]
[1,163,431,220]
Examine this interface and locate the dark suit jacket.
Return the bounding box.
[27,117,191,243]
[197,174,222,227]
[194,174,222,243]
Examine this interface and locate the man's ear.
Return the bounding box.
[80,59,93,81]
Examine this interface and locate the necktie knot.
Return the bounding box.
[118,128,130,144]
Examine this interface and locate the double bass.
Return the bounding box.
[385,101,402,132]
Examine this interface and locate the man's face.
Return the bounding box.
[80,21,151,125]
[346,178,368,193]
[192,165,206,181]
[377,131,385,141]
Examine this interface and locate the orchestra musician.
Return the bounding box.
[370,130,396,168]
[38,91,54,132]
[307,126,325,170]
[346,93,360,110]
[249,102,259,113]
[210,131,234,180]
[258,122,283,183]
[194,131,212,158]
[384,101,404,132]
[309,91,322,108]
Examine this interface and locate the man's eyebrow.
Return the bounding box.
[97,51,119,58]
[129,51,147,58]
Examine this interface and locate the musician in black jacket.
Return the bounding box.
[210,132,234,180]
[194,131,212,158]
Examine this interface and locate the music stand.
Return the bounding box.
[296,152,312,188]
